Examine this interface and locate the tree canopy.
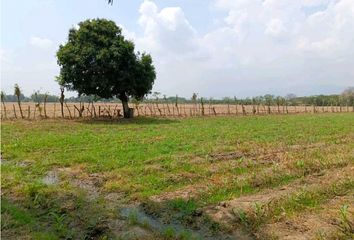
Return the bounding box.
[57,18,156,118]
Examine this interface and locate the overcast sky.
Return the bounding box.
[1,0,353,98]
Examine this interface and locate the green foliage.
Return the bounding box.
[163,226,176,239]
[338,205,354,237]
[31,92,59,103]
[234,208,248,226]
[57,18,156,117]
[167,199,198,216]
[127,210,139,225]
[1,199,34,228]
[14,84,21,99]
[48,211,68,236]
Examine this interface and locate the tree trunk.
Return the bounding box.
[119,93,132,118]
[121,100,130,118]
[60,101,64,118]
[60,88,65,118]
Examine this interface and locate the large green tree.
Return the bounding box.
[57,19,156,118]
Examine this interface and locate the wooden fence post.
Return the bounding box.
[13,105,17,119]
[227,101,230,115]
[27,106,31,119]
[175,95,179,116]
[33,104,36,119]
[209,101,212,116]
[1,101,7,119]
[44,95,48,118]
[212,107,217,116]
[242,104,246,115]
[65,102,72,119]
[92,103,96,118]
[201,98,205,116]
[166,102,171,116]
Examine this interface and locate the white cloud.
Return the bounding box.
[297,37,339,53]
[2,40,59,95]
[136,0,198,62]
[265,19,286,37]
[2,0,353,98]
[130,0,354,97]
[29,36,54,50]
[0,48,11,63]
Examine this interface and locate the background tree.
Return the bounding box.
[191,93,198,102]
[57,19,155,118]
[342,87,354,107]
[30,92,59,103]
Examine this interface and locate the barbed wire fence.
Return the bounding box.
[1,99,353,120]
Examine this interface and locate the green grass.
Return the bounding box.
[1,199,35,227]
[2,113,354,238]
[237,178,354,232]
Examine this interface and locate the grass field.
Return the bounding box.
[1,113,354,239]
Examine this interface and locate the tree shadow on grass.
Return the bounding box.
[77,116,180,125]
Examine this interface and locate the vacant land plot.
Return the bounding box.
[1,113,354,239]
[2,102,353,120]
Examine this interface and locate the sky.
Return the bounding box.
[1,0,354,98]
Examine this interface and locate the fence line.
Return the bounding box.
[1,102,353,120]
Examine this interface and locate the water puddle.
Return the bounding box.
[0,159,8,165]
[120,206,249,240]
[0,153,8,165]
[42,170,59,185]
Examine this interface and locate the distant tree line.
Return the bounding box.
[2,87,354,107]
[142,90,354,107]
